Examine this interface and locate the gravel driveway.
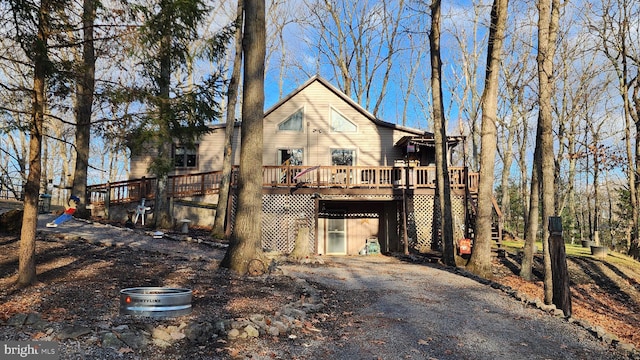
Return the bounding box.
[31,213,630,359]
[282,256,628,360]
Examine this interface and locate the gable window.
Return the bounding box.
[174,145,197,168]
[278,108,304,132]
[278,148,303,166]
[330,109,357,133]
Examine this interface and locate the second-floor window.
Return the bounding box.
[331,149,355,166]
[278,108,304,132]
[330,109,357,133]
[174,146,197,169]
[279,148,303,166]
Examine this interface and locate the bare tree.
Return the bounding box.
[587,0,640,258]
[429,0,455,266]
[446,0,488,172]
[302,0,410,117]
[71,0,97,219]
[497,11,536,237]
[521,123,541,281]
[535,0,561,304]
[212,0,244,239]
[466,0,509,278]
[221,0,266,274]
[8,0,58,286]
[265,0,300,97]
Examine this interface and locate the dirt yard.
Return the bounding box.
[0,212,639,359]
[492,247,640,350]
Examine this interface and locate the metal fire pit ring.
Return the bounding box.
[120,287,192,317]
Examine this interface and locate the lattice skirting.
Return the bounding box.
[410,194,466,253]
[229,193,467,254]
[229,193,315,254]
[262,194,316,253]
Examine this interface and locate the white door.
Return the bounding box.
[326,217,347,254]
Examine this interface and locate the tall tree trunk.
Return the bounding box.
[154,4,174,229]
[466,0,509,278]
[499,141,513,233]
[624,82,638,255]
[221,0,266,274]
[18,0,49,286]
[72,0,96,219]
[621,0,640,259]
[212,0,243,239]
[632,118,640,258]
[521,130,541,281]
[518,132,530,225]
[627,41,640,257]
[536,0,560,304]
[429,0,455,266]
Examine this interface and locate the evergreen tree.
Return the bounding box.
[128,0,231,228]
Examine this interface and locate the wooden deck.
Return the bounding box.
[87,165,479,205]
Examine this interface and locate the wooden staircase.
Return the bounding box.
[466,193,503,245]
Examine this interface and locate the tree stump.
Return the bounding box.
[289,226,310,260]
[0,209,23,235]
[549,216,572,317]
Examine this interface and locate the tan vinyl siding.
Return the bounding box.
[346,217,379,255]
[196,126,242,171]
[263,81,411,167]
[128,126,241,179]
[129,77,425,175]
[129,154,154,179]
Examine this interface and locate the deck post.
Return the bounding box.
[463,166,470,239]
[104,182,111,219]
[402,162,409,255]
[139,177,146,201]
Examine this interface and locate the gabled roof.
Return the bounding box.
[210,76,461,149]
[264,75,429,137]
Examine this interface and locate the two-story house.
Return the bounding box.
[92,76,491,256]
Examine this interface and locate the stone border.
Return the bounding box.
[399,253,639,359]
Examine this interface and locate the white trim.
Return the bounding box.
[276,105,305,133]
[328,106,358,134]
[329,148,357,166]
[326,216,347,255]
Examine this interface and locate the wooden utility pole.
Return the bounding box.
[549,216,572,317]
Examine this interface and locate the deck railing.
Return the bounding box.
[87,166,478,205]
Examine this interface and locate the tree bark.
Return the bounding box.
[18,0,49,286]
[72,0,96,219]
[153,3,174,229]
[521,138,540,281]
[429,0,455,266]
[212,0,243,239]
[537,0,560,304]
[221,0,266,274]
[466,0,509,278]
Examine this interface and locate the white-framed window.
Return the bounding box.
[326,215,347,254]
[174,145,198,168]
[278,108,304,132]
[278,148,304,166]
[331,148,356,166]
[330,108,357,133]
